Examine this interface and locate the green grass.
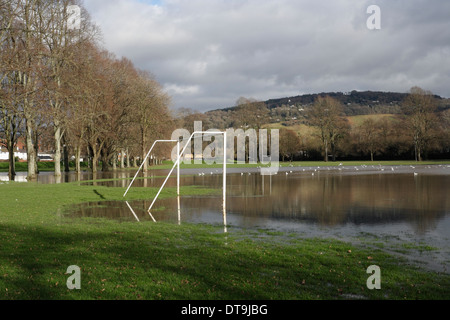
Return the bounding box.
[0,161,88,173]
[277,160,450,167]
[0,179,449,300]
[2,159,450,174]
[143,159,450,170]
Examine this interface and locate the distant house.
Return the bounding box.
[0,138,53,162]
[0,143,27,162]
[0,148,28,161]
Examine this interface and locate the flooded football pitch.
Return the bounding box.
[3,164,450,272]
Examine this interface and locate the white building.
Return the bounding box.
[0,148,27,161]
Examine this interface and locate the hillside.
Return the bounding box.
[202,90,450,129]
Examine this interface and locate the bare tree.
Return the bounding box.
[234,97,269,130]
[402,87,438,161]
[3,0,46,180]
[1,2,23,180]
[356,118,384,161]
[279,128,301,161]
[307,96,347,161]
[38,0,99,177]
[131,71,172,173]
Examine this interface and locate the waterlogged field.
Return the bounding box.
[0,161,449,300]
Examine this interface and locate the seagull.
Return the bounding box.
[414,172,418,176]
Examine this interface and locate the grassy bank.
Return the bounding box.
[0,180,449,300]
[0,161,89,173]
[2,159,449,173]
[137,159,450,171]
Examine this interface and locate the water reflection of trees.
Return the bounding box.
[224,173,449,231]
[69,171,449,233]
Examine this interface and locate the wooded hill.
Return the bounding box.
[188,90,450,161]
[200,90,450,129]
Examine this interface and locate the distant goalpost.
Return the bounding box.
[123,131,228,232]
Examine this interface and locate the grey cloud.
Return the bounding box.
[84,0,450,112]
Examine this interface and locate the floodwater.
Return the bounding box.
[3,164,450,272]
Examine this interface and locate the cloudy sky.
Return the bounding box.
[82,0,450,112]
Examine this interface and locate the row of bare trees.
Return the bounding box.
[179,88,449,162]
[1,0,173,180]
[284,87,450,161]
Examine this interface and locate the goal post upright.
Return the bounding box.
[223,131,227,232]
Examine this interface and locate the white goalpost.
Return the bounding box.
[123,132,228,232]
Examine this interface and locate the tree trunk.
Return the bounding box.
[120,149,125,168]
[102,158,110,172]
[101,149,110,172]
[112,152,117,170]
[25,119,37,180]
[34,129,40,174]
[64,143,70,172]
[75,145,81,173]
[331,142,336,162]
[4,117,17,181]
[8,144,16,181]
[61,133,70,172]
[142,130,148,173]
[91,145,98,173]
[54,123,62,177]
[92,153,98,173]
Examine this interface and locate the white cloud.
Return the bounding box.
[164,83,201,95]
[84,0,450,111]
